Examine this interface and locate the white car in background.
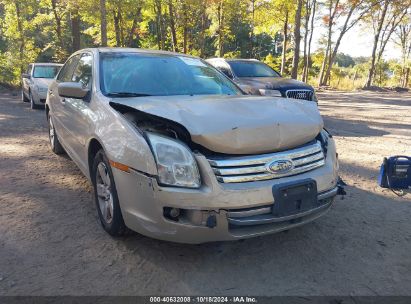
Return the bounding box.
[22,63,63,109]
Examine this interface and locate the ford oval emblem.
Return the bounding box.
[267,159,294,174]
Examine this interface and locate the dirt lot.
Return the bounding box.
[0,90,410,296]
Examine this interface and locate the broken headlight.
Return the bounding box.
[146,132,201,188]
[318,129,330,156]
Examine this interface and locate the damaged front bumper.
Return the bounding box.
[112,139,340,244]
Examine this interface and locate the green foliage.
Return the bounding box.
[0,0,409,89]
[335,53,355,68]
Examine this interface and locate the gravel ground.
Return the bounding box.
[0,91,410,296]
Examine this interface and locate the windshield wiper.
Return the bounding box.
[106,92,152,97]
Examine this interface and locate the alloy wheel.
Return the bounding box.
[95,162,114,224]
[48,116,55,149]
[30,92,34,109]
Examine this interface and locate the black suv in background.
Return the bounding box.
[206,58,317,102]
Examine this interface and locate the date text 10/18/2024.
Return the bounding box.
[149,297,258,303]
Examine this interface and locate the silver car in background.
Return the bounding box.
[22,63,63,109]
[46,48,341,244]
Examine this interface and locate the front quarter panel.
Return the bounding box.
[90,93,158,177]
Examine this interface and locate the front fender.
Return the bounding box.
[90,96,158,176]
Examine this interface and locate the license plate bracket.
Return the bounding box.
[272,179,318,216]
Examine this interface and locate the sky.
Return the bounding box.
[310,14,403,60]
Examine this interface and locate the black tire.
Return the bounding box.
[22,90,29,102]
[48,114,65,154]
[29,90,40,110]
[92,149,128,236]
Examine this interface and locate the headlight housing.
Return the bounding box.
[318,129,330,156]
[259,89,282,97]
[146,132,201,188]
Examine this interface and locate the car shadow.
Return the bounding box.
[322,116,390,137]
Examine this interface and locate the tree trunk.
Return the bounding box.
[404,67,410,87]
[183,2,188,53]
[323,5,356,85]
[366,0,389,87]
[217,0,225,57]
[14,2,24,76]
[154,0,165,50]
[249,0,255,58]
[127,8,141,47]
[304,0,316,82]
[153,2,161,49]
[51,0,64,50]
[280,10,288,75]
[168,0,178,52]
[199,1,207,57]
[376,12,407,65]
[301,0,311,82]
[318,44,330,86]
[318,0,340,86]
[113,9,121,46]
[291,0,303,79]
[100,0,108,46]
[70,8,81,52]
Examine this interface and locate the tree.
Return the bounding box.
[365,0,390,87]
[69,3,81,52]
[168,0,178,52]
[0,0,409,88]
[322,0,379,86]
[394,16,411,87]
[318,0,341,86]
[302,0,316,82]
[290,0,302,79]
[100,0,107,46]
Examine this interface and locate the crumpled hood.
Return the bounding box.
[238,77,314,91]
[33,78,54,89]
[112,95,323,155]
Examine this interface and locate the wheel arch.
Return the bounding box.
[88,138,104,178]
[45,104,50,119]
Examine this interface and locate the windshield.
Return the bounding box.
[33,66,61,78]
[100,53,242,96]
[228,61,280,78]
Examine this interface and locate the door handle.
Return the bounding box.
[60,98,66,104]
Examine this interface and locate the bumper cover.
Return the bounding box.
[112,138,339,244]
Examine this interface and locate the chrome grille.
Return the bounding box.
[286,89,313,101]
[207,141,325,183]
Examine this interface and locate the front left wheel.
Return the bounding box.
[92,149,128,237]
[22,90,29,102]
[29,91,40,110]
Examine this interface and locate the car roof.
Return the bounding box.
[225,59,260,62]
[30,63,63,66]
[76,47,199,59]
[206,58,261,63]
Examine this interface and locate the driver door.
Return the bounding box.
[59,52,93,173]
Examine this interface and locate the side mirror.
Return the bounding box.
[58,82,89,99]
[222,71,234,79]
[22,73,31,79]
